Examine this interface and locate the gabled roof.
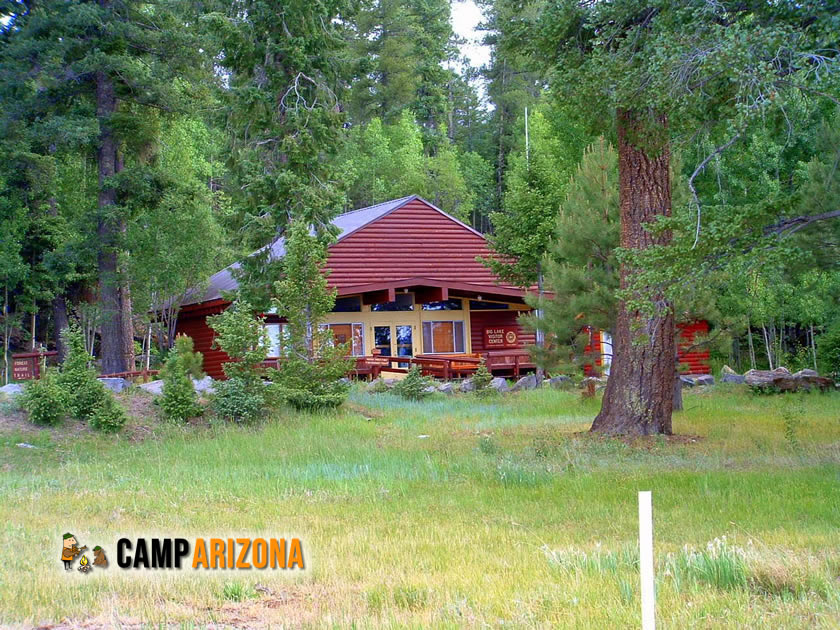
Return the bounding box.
[183,195,477,306]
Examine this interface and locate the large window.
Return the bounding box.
[371,293,414,311]
[332,296,362,312]
[320,323,365,356]
[265,323,289,358]
[470,300,509,310]
[422,299,462,311]
[422,321,465,354]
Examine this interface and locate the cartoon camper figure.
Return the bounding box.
[93,546,108,568]
[61,533,87,570]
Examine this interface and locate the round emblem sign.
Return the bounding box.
[505,330,517,345]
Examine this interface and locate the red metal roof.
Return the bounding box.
[184,196,528,307]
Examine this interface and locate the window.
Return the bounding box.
[422,321,465,354]
[332,296,362,312]
[321,323,364,356]
[371,293,414,311]
[264,323,289,358]
[422,299,463,311]
[470,300,509,310]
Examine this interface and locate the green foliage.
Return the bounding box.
[392,366,434,401]
[270,221,353,411]
[817,320,840,380]
[208,301,269,423]
[472,358,496,398]
[211,377,266,424]
[341,113,477,223]
[525,138,619,372]
[56,326,107,421]
[159,335,203,422]
[88,394,127,433]
[20,368,66,426]
[486,107,588,286]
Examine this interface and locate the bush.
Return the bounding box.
[472,358,497,397]
[159,335,203,422]
[818,319,840,379]
[88,394,127,432]
[272,359,350,411]
[56,325,107,420]
[393,366,434,401]
[20,367,67,426]
[212,376,266,423]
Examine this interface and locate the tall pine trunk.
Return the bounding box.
[591,109,675,436]
[52,294,69,362]
[95,68,133,374]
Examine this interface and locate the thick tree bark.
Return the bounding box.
[591,109,675,436]
[95,68,133,375]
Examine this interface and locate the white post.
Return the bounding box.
[639,490,655,630]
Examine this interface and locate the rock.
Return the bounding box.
[511,373,540,392]
[746,367,832,392]
[547,375,571,388]
[366,378,385,393]
[490,377,510,393]
[338,377,352,386]
[138,380,164,395]
[459,378,475,393]
[383,378,398,389]
[721,373,745,384]
[438,382,454,395]
[192,376,215,394]
[679,375,695,387]
[745,367,792,387]
[721,365,737,376]
[98,377,128,393]
[423,385,438,395]
[692,374,715,386]
[0,383,24,398]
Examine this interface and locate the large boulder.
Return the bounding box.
[192,376,216,394]
[721,373,746,384]
[0,383,24,398]
[745,367,833,392]
[511,373,540,392]
[438,382,454,395]
[490,377,510,393]
[459,378,475,393]
[98,377,129,393]
[692,374,715,387]
[138,380,164,396]
[679,375,695,387]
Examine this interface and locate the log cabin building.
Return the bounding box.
[175,195,709,380]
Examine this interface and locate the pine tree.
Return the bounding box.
[270,220,353,410]
[1,0,215,374]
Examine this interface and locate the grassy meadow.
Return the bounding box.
[0,384,839,628]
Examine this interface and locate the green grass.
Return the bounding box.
[1,386,839,627]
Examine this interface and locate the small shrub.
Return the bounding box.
[478,434,497,455]
[817,319,840,380]
[159,335,203,422]
[56,325,106,420]
[88,394,127,432]
[271,352,352,411]
[393,366,434,401]
[212,376,266,423]
[472,358,497,398]
[222,581,255,602]
[20,368,67,426]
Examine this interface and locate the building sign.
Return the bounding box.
[484,326,519,349]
